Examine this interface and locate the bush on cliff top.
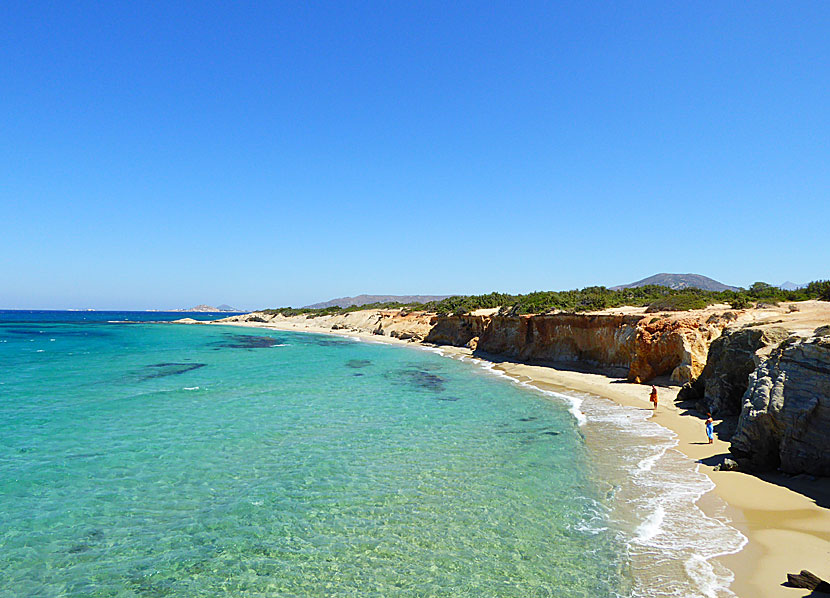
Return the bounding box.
[261,279,830,317]
[645,292,712,313]
[811,280,830,302]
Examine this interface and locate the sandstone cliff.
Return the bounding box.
[730,328,830,474]
[425,312,733,384]
[423,315,489,349]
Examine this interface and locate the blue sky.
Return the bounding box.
[2,2,828,309]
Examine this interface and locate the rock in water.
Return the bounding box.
[730,331,830,474]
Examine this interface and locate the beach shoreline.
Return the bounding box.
[202,318,830,597]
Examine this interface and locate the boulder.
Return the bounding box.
[714,458,741,471]
[786,570,830,592]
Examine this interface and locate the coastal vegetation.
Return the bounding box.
[262,281,830,317]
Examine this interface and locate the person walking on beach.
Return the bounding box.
[705,413,715,444]
[649,385,658,411]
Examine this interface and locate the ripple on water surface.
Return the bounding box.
[0,318,631,597]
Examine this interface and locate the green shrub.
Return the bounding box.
[811,280,830,302]
[748,282,780,299]
[729,295,751,309]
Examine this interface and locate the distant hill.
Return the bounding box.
[175,304,241,312]
[304,294,452,309]
[610,273,739,292]
[778,281,806,291]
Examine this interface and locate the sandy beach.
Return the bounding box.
[207,315,830,598]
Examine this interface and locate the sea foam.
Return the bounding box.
[581,397,747,598]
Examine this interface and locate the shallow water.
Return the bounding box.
[0,314,631,597]
[433,353,747,598]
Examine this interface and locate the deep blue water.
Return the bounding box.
[0,310,245,324]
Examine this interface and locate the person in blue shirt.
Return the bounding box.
[705,413,714,444]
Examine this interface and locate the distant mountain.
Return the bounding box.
[216,304,240,312]
[304,294,452,309]
[175,304,241,312]
[610,273,739,292]
[778,281,806,291]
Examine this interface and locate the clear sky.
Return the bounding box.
[2,2,828,310]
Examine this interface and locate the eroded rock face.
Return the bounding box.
[630,316,724,384]
[681,326,790,416]
[477,314,640,374]
[424,315,488,349]
[730,331,830,474]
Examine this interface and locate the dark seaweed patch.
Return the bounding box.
[213,334,284,349]
[397,368,446,393]
[142,363,206,380]
[87,529,104,542]
[404,362,441,371]
[383,367,462,400]
[346,359,372,369]
[2,327,111,339]
[313,338,353,347]
[68,530,103,554]
[496,426,558,435]
[65,452,105,460]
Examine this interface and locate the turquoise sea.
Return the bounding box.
[0,312,746,597]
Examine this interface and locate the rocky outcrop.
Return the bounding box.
[631,316,727,384]
[218,313,276,323]
[679,326,790,416]
[730,329,830,474]
[424,315,488,349]
[372,311,435,341]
